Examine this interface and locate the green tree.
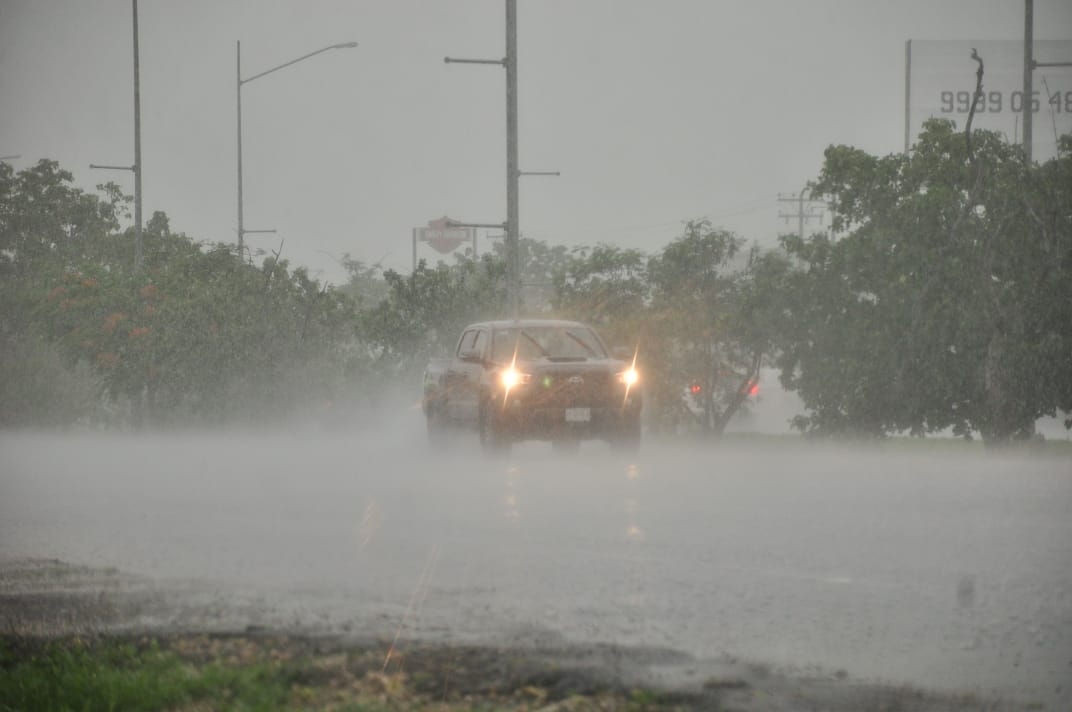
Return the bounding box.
[360,254,507,385]
[646,221,768,434]
[550,243,649,345]
[547,231,784,436]
[0,160,127,425]
[780,120,1072,442]
[1,157,369,427]
[338,253,390,307]
[485,236,573,314]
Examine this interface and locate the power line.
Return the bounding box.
[777,191,824,239]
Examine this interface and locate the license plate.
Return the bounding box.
[565,407,591,422]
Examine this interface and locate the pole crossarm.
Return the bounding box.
[1033,60,1072,68]
[90,164,135,172]
[445,220,507,230]
[519,170,560,176]
[242,42,358,85]
[444,57,506,66]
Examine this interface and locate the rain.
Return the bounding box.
[1,1,1071,710]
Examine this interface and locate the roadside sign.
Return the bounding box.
[412,216,477,269]
[906,39,1072,160]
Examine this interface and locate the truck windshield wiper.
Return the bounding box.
[564,331,598,357]
[518,330,548,358]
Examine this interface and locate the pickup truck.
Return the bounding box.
[422,319,641,452]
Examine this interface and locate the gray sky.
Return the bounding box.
[1,0,1070,284]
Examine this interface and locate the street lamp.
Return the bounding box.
[236,40,357,261]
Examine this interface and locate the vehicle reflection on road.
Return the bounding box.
[503,463,521,522]
[624,462,645,543]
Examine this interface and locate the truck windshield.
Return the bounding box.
[491,326,607,362]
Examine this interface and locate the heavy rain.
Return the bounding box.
[1,1,1071,710]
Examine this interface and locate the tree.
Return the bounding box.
[338,253,390,307]
[550,243,649,347]
[646,221,769,435]
[0,160,127,425]
[485,236,573,314]
[546,228,785,437]
[779,120,1072,442]
[360,254,507,385]
[1,158,371,427]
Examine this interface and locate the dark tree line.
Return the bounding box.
[3,123,1069,442]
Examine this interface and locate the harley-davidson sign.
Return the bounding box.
[417,216,472,254]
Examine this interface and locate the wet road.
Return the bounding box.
[2,425,1070,708]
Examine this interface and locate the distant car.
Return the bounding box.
[682,377,759,418]
[423,319,642,452]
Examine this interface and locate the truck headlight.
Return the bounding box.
[616,367,639,386]
[501,367,532,389]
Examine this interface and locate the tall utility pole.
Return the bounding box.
[90,0,143,272]
[777,192,825,239]
[505,0,519,318]
[237,41,245,258]
[444,0,520,316]
[132,0,142,272]
[904,40,912,155]
[1021,0,1072,165]
[1023,0,1034,165]
[445,0,557,318]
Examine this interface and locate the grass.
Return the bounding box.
[1,632,1019,711]
[0,634,681,712]
[0,636,297,712]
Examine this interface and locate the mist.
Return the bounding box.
[2,1,1072,709]
[3,416,1070,708]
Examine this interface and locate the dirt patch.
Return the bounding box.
[0,558,1032,711]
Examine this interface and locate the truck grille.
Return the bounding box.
[533,370,614,408]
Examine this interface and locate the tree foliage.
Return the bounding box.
[0,161,364,427]
[645,221,775,433]
[551,243,649,340]
[778,120,1072,442]
[548,227,781,436]
[359,254,507,383]
[17,135,1066,444]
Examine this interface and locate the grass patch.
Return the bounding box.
[2,634,646,711]
[0,632,1016,711]
[0,636,299,712]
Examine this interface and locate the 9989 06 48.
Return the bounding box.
[939,89,1072,114]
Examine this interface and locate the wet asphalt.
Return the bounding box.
[1,424,1070,709]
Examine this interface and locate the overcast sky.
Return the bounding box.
[1,0,1070,284]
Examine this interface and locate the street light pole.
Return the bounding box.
[90,1,143,272]
[505,0,519,319]
[236,40,357,261]
[445,0,557,319]
[237,40,245,259]
[132,0,143,272]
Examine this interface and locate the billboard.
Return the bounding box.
[906,40,1072,161]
